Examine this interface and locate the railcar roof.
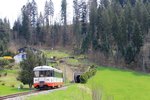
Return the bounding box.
[33,65,62,73]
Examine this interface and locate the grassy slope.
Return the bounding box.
[0,70,29,96]
[0,85,29,96]
[44,50,69,59]
[87,67,150,100]
[27,84,91,100]
[28,50,150,100]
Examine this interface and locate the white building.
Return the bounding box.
[14,52,26,63]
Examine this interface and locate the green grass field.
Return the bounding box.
[87,67,150,100]
[0,85,29,96]
[0,70,22,87]
[0,69,29,96]
[44,50,70,59]
[27,84,91,100]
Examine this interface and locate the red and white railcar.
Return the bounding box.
[33,66,63,89]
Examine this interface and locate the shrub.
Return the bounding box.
[11,84,15,87]
[3,72,7,76]
[9,59,15,63]
[0,74,1,77]
[20,84,24,89]
[80,65,97,83]
[91,69,97,76]
[0,59,9,66]
[80,74,88,83]
[4,65,12,69]
[2,51,15,57]
[1,83,5,85]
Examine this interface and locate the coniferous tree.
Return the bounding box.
[61,0,68,46]
[31,0,38,44]
[0,19,9,56]
[73,0,81,48]
[80,0,89,53]
[21,6,31,44]
[49,0,54,25]
[18,50,46,89]
[44,1,50,25]
[30,0,38,27]
[44,0,54,25]
[36,12,45,44]
[89,0,97,42]
[13,19,22,40]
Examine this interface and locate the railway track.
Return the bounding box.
[0,90,41,100]
[0,84,71,100]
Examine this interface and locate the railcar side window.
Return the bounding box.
[54,71,63,78]
[50,70,54,77]
[34,70,59,77]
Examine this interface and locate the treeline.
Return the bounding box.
[13,0,54,45]
[0,18,10,56]
[11,0,150,71]
[86,0,150,69]
[73,0,150,71]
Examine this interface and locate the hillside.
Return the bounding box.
[26,50,150,100]
[1,49,150,99]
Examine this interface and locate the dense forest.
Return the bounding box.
[0,0,150,71]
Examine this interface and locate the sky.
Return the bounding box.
[0,0,73,27]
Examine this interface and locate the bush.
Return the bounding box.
[20,84,24,89]
[4,65,12,69]
[11,84,15,87]
[9,59,15,63]
[80,66,97,83]
[2,51,15,57]
[91,69,97,76]
[1,83,5,86]
[0,59,9,66]
[80,73,88,83]
[0,74,1,77]
[3,72,7,76]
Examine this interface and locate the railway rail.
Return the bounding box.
[0,90,41,100]
[0,84,71,100]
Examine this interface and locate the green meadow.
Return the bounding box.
[44,50,70,59]
[87,67,150,100]
[0,85,29,96]
[27,84,91,100]
[0,70,29,96]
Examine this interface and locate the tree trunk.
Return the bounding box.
[142,56,146,72]
[29,83,32,89]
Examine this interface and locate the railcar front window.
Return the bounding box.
[39,71,46,77]
[39,71,52,77]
